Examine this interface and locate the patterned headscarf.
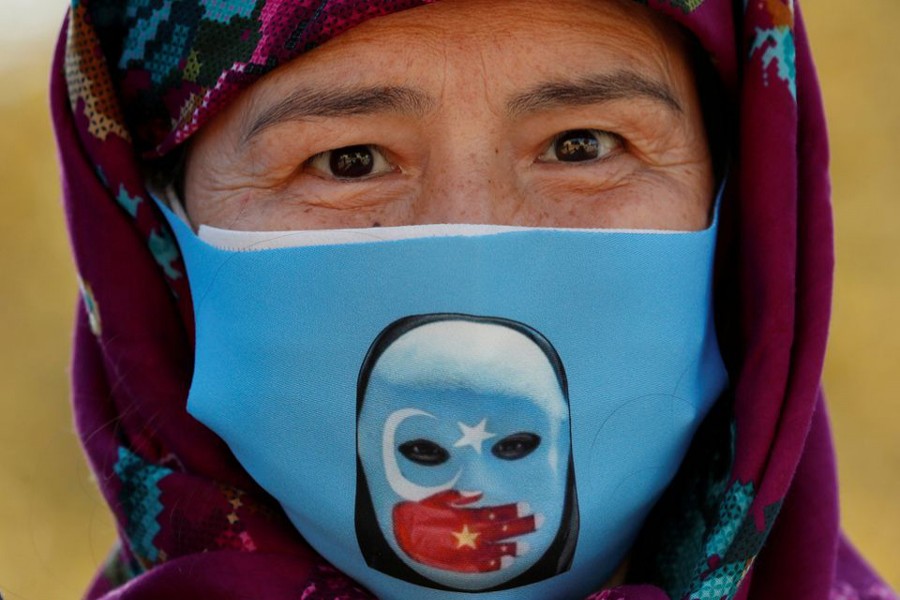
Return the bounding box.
[52,1,896,598]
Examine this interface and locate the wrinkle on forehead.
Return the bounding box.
[249,0,693,91]
[184,0,713,233]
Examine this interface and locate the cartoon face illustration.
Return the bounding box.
[356,314,578,591]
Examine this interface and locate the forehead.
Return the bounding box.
[368,321,566,412]
[245,0,693,107]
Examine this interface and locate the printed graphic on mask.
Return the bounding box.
[158,188,728,600]
[356,314,578,591]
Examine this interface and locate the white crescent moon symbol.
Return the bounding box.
[383,408,461,501]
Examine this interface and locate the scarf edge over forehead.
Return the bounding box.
[51,0,896,598]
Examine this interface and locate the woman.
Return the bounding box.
[52,0,895,598]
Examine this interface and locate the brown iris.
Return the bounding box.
[553,130,603,162]
[329,145,376,178]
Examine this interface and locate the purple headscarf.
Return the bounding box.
[51,0,896,598]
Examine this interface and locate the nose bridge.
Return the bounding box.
[456,446,496,493]
[414,126,520,225]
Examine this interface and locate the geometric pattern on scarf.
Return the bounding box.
[114,446,172,566]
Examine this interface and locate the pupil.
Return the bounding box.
[398,439,449,466]
[555,130,600,162]
[330,145,374,178]
[491,432,541,460]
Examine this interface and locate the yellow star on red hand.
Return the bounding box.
[452,524,480,549]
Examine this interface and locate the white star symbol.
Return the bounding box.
[454,418,496,454]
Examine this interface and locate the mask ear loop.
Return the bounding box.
[148,181,193,228]
[709,168,728,230]
[150,188,204,253]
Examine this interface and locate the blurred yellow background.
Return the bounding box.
[0,2,897,598]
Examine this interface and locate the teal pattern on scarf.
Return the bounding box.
[650,414,784,600]
[114,446,173,565]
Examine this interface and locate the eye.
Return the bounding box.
[538,129,621,163]
[398,439,450,466]
[306,144,394,180]
[491,432,541,460]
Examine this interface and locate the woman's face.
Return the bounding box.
[184,0,713,232]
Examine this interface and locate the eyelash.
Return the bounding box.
[537,129,623,164]
[305,145,395,181]
[304,128,624,181]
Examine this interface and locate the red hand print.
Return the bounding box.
[393,489,541,573]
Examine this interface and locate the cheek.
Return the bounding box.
[183,147,254,229]
[517,167,712,231]
[612,170,712,231]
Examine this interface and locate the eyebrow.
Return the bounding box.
[241,70,681,144]
[241,85,434,143]
[506,71,683,117]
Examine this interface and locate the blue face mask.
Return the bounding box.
[160,196,727,600]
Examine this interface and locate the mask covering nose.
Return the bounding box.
[157,188,728,600]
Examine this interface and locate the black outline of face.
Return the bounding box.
[355,313,579,592]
